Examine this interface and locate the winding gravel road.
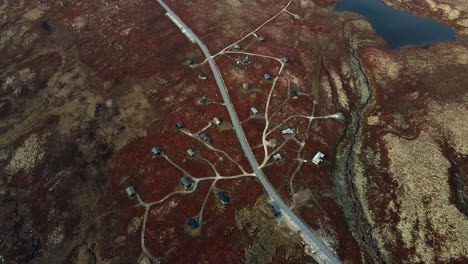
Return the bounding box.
[156,1,341,263]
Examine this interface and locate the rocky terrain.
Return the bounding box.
[0,0,466,263]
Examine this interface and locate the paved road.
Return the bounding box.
[156,1,341,263]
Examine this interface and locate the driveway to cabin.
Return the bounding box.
[156,1,341,263]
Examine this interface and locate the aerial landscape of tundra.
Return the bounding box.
[0,0,467,263]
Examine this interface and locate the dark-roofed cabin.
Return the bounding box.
[176,122,185,129]
[218,191,230,205]
[199,133,212,144]
[273,153,282,161]
[270,202,282,218]
[180,176,194,190]
[187,218,199,229]
[264,74,273,80]
[41,21,53,33]
[197,96,209,105]
[336,112,345,121]
[240,55,250,65]
[151,146,163,156]
[125,186,137,198]
[290,89,299,99]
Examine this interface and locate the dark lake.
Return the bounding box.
[334,0,456,48]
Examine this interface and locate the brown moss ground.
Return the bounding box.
[5,0,466,263]
[356,36,468,262]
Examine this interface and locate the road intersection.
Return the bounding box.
[133,0,343,263]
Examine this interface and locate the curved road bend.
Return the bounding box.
[156,1,341,263]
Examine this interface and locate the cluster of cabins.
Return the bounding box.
[125,40,337,231]
[126,118,327,201]
[125,120,234,230]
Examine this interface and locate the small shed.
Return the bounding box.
[125,186,137,198]
[198,73,208,80]
[187,148,196,157]
[187,218,199,229]
[281,128,294,135]
[290,89,299,99]
[213,117,222,126]
[253,33,259,38]
[41,21,53,33]
[180,175,194,190]
[186,59,194,65]
[242,82,252,91]
[251,107,259,115]
[273,153,282,161]
[312,152,325,165]
[199,133,212,144]
[151,146,163,156]
[336,112,345,121]
[240,55,250,65]
[270,202,282,218]
[218,191,230,205]
[258,36,265,42]
[233,44,242,50]
[197,96,209,104]
[264,74,273,80]
[176,122,185,129]
[281,57,290,63]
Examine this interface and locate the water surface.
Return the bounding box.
[334,0,456,48]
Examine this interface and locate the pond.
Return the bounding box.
[334,0,456,48]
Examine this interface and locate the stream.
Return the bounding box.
[332,1,458,262]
